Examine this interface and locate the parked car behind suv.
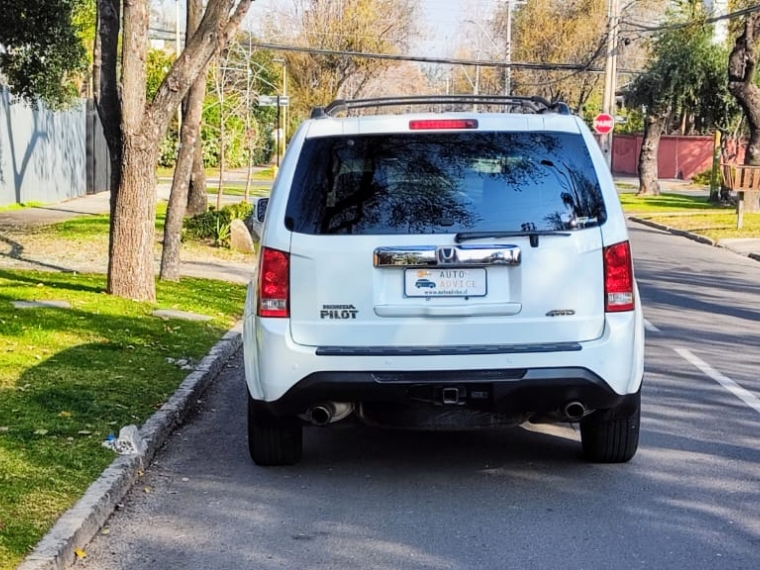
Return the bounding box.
[243,95,644,466]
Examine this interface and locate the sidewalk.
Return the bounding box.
[0,183,259,284]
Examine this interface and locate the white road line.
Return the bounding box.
[674,347,760,415]
[644,319,660,332]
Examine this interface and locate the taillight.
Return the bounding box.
[604,241,634,312]
[258,247,289,318]
[409,119,478,130]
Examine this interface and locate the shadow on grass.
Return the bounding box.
[0,269,104,293]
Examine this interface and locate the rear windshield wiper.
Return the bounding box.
[454,230,571,247]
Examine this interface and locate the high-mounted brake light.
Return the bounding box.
[258,247,290,318]
[604,241,634,312]
[409,119,478,130]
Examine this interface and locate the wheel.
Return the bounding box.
[247,394,302,466]
[580,391,640,463]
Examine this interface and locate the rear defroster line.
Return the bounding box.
[674,347,760,415]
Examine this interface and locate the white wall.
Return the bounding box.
[0,86,87,207]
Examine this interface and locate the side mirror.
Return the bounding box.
[249,197,269,240]
[255,197,269,223]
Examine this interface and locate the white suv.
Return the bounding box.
[243,95,644,466]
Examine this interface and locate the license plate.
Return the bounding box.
[404,268,487,297]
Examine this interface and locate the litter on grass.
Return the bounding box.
[102,424,145,455]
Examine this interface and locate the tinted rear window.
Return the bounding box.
[285,131,606,235]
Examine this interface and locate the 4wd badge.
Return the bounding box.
[320,304,358,320]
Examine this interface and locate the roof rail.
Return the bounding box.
[310,95,571,119]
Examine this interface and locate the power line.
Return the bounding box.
[248,40,642,74]
[621,2,760,33]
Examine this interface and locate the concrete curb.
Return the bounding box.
[628,216,717,247]
[17,322,243,570]
[629,216,760,261]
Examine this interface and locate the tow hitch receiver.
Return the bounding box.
[441,387,461,404]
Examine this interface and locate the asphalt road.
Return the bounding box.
[72,222,760,570]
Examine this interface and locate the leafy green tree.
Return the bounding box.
[625,2,736,195]
[0,0,88,108]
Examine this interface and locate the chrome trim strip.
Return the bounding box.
[373,246,437,267]
[374,245,521,267]
[374,303,522,318]
[315,342,582,357]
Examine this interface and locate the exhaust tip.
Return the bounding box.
[563,401,586,421]
[304,402,354,426]
[309,405,333,426]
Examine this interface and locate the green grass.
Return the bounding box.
[618,192,732,214]
[206,186,270,198]
[0,271,246,570]
[636,212,760,241]
[0,202,45,212]
[155,166,276,182]
[50,204,168,240]
[622,191,760,240]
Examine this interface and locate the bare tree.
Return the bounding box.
[501,0,606,109]
[281,0,419,118]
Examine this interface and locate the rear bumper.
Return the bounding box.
[244,308,644,403]
[256,366,636,418]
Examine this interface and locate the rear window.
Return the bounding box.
[285,131,606,235]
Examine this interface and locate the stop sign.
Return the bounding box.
[593,113,615,134]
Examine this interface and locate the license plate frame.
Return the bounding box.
[404,268,487,298]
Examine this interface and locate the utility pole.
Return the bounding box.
[282,62,287,158]
[506,0,513,96]
[601,0,620,169]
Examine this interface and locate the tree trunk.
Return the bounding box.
[217,82,226,211]
[186,132,208,216]
[97,0,254,301]
[637,111,666,196]
[160,71,206,281]
[110,143,160,299]
[108,0,155,300]
[185,0,209,218]
[728,13,760,212]
[159,0,208,281]
[94,0,123,283]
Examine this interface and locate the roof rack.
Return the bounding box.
[310,95,571,119]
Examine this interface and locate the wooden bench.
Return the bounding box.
[720,163,760,228]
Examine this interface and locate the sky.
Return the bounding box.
[242,0,508,57]
[155,0,732,56]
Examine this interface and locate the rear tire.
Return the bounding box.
[247,395,302,466]
[580,391,640,463]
